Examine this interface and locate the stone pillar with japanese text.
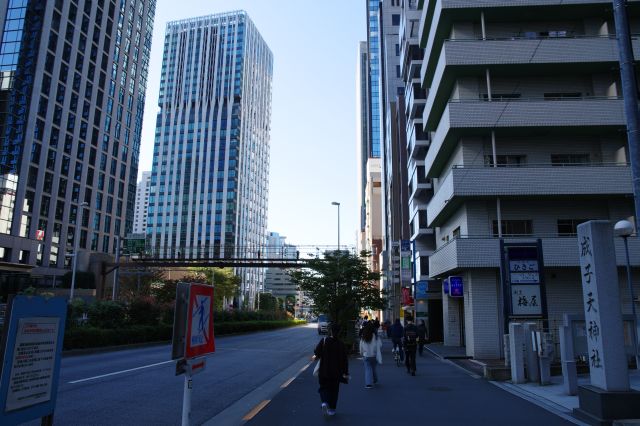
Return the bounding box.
[577,220,629,391]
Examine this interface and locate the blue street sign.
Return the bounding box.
[449,276,464,298]
[0,296,67,425]
[415,281,428,299]
[401,240,411,252]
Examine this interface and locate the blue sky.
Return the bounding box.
[139,0,366,249]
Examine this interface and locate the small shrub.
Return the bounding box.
[128,297,162,326]
[87,301,127,329]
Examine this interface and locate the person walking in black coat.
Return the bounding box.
[403,316,418,375]
[314,323,349,417]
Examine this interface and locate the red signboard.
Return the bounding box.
[401,287,414,306]
[35,230,45,241]
[185,284,215,359]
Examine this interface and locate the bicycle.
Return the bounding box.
[392,346,401,367]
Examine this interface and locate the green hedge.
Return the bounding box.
[63,320,306,350]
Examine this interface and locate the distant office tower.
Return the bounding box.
[0,0,155,283]
[264,231,297,299]
[148,11,273,309]
[133,171,150,234]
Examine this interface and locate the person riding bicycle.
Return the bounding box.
[389,318,404,362]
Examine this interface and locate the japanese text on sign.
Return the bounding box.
[5,318,59,412]
[578,233,602,369]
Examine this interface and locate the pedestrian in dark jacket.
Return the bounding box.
[390,318,404,361]
[417,320,428,356]
[403,316,418,375]
[314,323,349,417]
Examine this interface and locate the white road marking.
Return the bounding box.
[69,360,173,384]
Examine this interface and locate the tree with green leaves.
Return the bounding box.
[187,267,241,311]
[289,250,385,337]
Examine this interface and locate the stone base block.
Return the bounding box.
[573,385,640,426]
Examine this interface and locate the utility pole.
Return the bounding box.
[613,0,640,231]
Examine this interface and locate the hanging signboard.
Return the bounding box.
[415,281,428,299]
[500,241,547,322]
[448,276,464,298]
[443,278,449,295]
[0,296,67,425]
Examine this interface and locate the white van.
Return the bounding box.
[317,314,330,335]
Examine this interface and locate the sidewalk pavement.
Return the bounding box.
[246,338,577,426]
[426,343,640,423]
[493,370,640,414]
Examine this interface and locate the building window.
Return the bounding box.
[557,219,588,237]
[492,220,533,237]
[392,14,400,26]
[484,155,527,167]
[550,154,590,166]
[452,227,461,239]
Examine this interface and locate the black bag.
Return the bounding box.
[404,327,418,348]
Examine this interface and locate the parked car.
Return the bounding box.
[317,314,330,335]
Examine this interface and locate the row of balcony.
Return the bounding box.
[424,97,626,178]
[418,0,637,53]
[422,36,640,130]
[426,164,632,227]
[429,234,640,277]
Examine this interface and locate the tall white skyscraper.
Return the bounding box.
[148,11,273,309]
[133,171,150,235]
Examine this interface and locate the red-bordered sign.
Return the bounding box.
[185,284,215,359]
[35,230,45,241]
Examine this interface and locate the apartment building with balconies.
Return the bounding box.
[419,0,640,359]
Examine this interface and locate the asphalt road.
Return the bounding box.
[28,324,318,425]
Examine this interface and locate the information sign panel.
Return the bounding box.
[415,281,428,299]
[0,296,66,425]
[500,242,546,319]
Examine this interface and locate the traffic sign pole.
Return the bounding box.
[182,371,192,426]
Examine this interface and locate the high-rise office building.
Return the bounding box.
[133,170,150,234]
[377,0,410,320]
[356,41,369,251]
[0,0,155,283]
[366,0,382,159]
[148,11,273,309]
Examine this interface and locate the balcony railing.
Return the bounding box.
[429,234,640,277]
[427,163,631,227]
[424,97,626,177]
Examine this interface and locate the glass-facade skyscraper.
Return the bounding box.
[148,11,273,309]
[367,0,381,159]
[0,0,155,281]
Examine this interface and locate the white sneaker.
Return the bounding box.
[321,402,328,416]
[327,409,336,416]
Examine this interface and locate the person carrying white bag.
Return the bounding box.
[359,322,382,389]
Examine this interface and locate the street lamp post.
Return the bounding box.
[615,219,640,368]
[331,201,340,251]
[70,201,89,302]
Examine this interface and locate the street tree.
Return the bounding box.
[289,250,385,336]
[188,267,241,311]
